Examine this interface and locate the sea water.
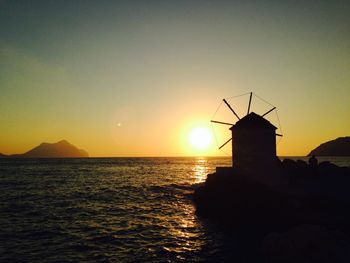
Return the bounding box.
[1,157,349,262]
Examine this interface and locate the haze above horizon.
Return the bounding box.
[1,0,349,157]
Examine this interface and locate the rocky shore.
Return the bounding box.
[193,159,350,262]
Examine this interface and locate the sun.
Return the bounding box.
[188,127,213,150]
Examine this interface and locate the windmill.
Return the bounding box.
[211,92,283,168]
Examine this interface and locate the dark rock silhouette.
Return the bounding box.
[193,160,350,261]
[261,225,350,263]
[0,140,89,158]
[308,137,350,156]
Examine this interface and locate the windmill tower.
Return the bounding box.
[211,92,283,171]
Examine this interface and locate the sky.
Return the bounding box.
[0,0,349,157]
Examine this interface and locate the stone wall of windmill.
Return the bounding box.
[230,112,278,170]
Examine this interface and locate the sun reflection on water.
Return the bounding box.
[164,201,205,255]
[191,158,209,184]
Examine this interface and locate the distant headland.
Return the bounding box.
[308,137,350,156]
[0,140,89,158]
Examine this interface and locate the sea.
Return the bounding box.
[1,156,349,262]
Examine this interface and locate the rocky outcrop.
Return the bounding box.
[193,161,350,260]
[261,225,350,263]
[1,140,89,158]
[308,137,350,156]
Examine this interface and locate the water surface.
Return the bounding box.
[1,157,237,262]
[1,156,349,262]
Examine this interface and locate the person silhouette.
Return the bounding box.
[309,154,318,169]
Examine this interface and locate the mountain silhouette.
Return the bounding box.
[308,137,350,156]
[0,140,89,158]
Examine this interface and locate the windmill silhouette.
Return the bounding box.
[211,92,283,168]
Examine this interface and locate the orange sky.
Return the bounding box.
[1,1,349,157]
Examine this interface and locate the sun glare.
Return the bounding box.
[188,127,213,151]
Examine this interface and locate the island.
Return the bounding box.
[0,140,89,158]
[308,136,350,156]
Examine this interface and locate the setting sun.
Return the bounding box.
[188,127,213,151]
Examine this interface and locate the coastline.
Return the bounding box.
[193,158,350,261]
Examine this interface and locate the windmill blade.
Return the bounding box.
[219,137,232,149]
[223,99,240,120]
[210,120,233,126]
[247,92,253,115]
[262,107,276,117]
[276,133,283,137]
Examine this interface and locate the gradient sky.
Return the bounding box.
[1,0,349,157]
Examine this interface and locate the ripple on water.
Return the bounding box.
[0,157,243,262]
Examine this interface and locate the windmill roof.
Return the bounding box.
[230,112,277,130]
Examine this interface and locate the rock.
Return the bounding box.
[5,140,89,158]
[308,137,350,156]
[261,225,350,263]
[193,163,350,261]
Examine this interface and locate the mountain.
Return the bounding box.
[308,137,350,156]
[1,140,89,158]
